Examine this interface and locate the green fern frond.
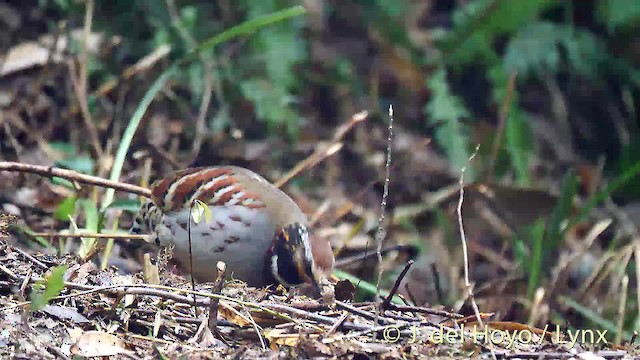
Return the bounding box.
[425,68,473,177]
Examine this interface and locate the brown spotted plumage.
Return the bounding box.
[130,166,334,289]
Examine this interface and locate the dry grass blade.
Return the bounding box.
[274,110,368,188]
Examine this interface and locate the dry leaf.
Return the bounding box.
[218,303,251,327]
[70,331,132,357]
[263,328,300,350]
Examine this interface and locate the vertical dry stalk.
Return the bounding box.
[208,261,227,333]
[616,275,629,345]
[374,105,394,327]
[457,144,496,359]
[70,0,103,161]
[165,0,218,159]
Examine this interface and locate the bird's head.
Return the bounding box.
[130,199,162,245]
[269,223,322,291]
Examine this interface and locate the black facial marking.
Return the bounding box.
[272,223,311,286]
[274,234,304,285]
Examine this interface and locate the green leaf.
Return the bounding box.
[596,0,640,32]
[79,199,99,232]
[504,22,606,80]
[48,142,76,155]
[56,156,95,175]
[19,225,52,249]
[425,67,472,177]
[51,177,76,190]
[190,200,211,224]
[182,5,306,65]
[104,198,142,213]
[526,219,548,299]
[525,171,577,298]
[240,79,302,138]
[543,170,578,250]
[54,197,78,222]
[441,0,558,65]
[488,66,532,184]
[332,269,404,305]
[30,265,67,311]
[239,1,306,138]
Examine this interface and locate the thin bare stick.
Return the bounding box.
[336,300,392,324]
[382,260,413,309]
[334,244,417,268]
[385,303,463,319]
[0,162,151,197]
[68,0,103,160]
[11,247,48,270]
[431,263,445,305]
[458,144,496,359]
[457,144,481,318]
[31,233,148,240]
[274,110,368,188]
[187,202,197,312]
[94,45,171,97]
[208,261,226,333]
[326,312,349,335]
[616,275,629,345]
[635,242,640,333]
[374,105,394,329]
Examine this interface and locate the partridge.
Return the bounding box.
[130,166,334,290]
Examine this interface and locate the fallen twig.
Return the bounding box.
[0,162,151,197]
[30,233,148,240]
[382,260,413,309]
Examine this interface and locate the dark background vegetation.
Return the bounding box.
[2,0,640,345]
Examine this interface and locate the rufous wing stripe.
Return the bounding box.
[215,185,243,206]
[150,167,210,210]
[167,168,234,211]
[197,177,237,205]
[238,192,266,209]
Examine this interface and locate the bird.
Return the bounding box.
[129,165,334,291]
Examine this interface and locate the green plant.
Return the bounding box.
[30,265,67,311]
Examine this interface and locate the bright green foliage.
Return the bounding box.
[54,197,78,222]
[425,67,472,178]
[527,171,577,298]
[443,0,557,65]
[190,199,212,224]
[238,0,307,138]
[488,66,532,185]
[30,265,67,311]
[504,22,606,80]
[596,0,640,32]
